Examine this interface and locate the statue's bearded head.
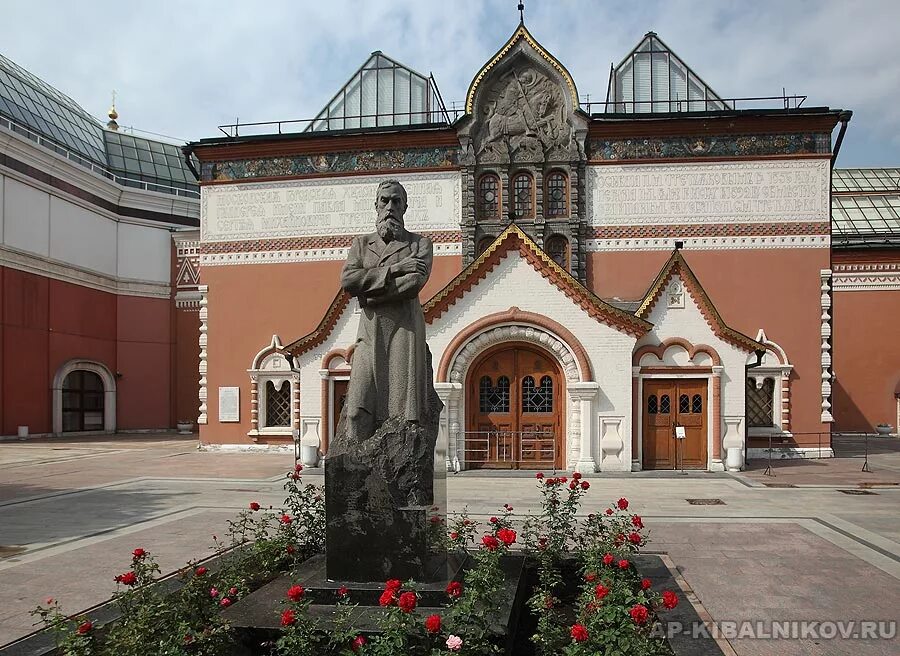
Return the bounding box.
[375,180,408,242]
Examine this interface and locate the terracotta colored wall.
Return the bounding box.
[174,308,201,425]
[116,295,172,430]
[201,254,462,445]
[1,266,175,435]
[832,251,900,432]
[588,248,831,442]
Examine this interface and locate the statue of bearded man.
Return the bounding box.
[339,180,434,443]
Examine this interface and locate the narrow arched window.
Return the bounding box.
[511,172,534,219]
[648,395,658,414]
[522,375,553,413]
[264,380,291,427]
[546,234,570,271]
[679,394,690,413]
[660,394,671,414]
[478,173,500,220]
[692,394,703,414]
[476,235,494,257]
[546,171,568,217]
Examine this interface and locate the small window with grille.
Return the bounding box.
[648,395,658,414]
[479,376,510,413]
[522,375,553,413]
[660,394,671,414]
[264,380,291,427]
[747,378,775,427]
[546,234,570,271]
[546,171,568,217]
[478,174,500,220]
[511,172,534,219]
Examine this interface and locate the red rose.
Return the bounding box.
[615,532,625,545]
[662,590,679,609]
[584,572,597,582]
[337,586,349,598]
[594,583,609,600]
[497,528,517,546]
[632,515,644,529]
[617,497,629,510]
[195,566,208,576]
[559,476,568,483]
[572,472,582,480]
[570,623,589,643]
[220,597,232,607]
[294,463,303,472]
[76,620,93,635]
[544,595,554,609]
[115,571,137,586]
[463,519,472,526]
[280,514,292,524]
[546,477,556,485]
[481,535,500,551]
[503,503,513,511]
[489,516,498,524]
[641,578,652,590]
[229,587,238,596]
[446,581,463,598]
[605,508,614,515]
[397,591,417,613]
[581,480,590,490]
[424,614,441,633]
[286,545,296,555]
[132,548,146,560]
[385,579,402,591]
[351,635,367,652]
[249,502,260,511]
[449,531,459,540]
[535,472,544,479]
[602,553,614,566]
[569,480,577,490]
[628,532,642,545]
[287,585,305,602]
[280,609,296,626]
[630,604,649,624]
[378,589,395,607]
[618,559,630,570]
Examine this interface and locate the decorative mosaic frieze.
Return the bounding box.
[200,146,459,182]
[587,132,830,162]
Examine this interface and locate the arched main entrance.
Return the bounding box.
[465,343,564,469]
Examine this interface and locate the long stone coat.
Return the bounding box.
[340,230,433,426]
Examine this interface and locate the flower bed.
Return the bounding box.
[19,468,694,656]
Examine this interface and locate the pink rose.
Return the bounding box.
[446,634,463,651]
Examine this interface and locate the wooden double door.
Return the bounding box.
[466,344,563,469]
[642,379,708,470]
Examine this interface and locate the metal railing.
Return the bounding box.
[749,431,899,476]
[581,94,808,115]
[217,109,463,138]
[0,115,200,199]
[462,430,557,470]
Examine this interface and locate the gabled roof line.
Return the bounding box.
[423,224,652,336]
[636,250,764,353]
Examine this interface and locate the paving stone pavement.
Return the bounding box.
[1,434,898,655]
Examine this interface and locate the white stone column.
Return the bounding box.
[568,382,600,473]
[435,382,462,471]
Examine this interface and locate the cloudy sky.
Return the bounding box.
[1,0,897,166]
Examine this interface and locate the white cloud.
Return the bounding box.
[1,0,897,165]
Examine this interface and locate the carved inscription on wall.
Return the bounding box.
[202,171,462,242]
[588,160,829,225]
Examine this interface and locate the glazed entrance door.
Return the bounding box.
[466,345,562,469]
[642,379,708,470]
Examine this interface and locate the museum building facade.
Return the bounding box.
[2,24,898,472]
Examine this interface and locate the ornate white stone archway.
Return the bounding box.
[436,323,598,472]
[52,359,117,434]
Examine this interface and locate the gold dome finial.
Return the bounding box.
[107,90,119,131]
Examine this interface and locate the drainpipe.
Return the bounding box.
[181,144,200,181]
[830,111,852,169]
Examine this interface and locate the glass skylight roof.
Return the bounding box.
[0,51,197,197]
[832,168,900,192]
[605,32,729,113]
[0,52,107,163]
[307,52,444,132]
[832,169,900,242]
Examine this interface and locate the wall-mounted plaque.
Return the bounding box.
[219,387,240,422]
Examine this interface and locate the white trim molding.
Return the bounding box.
[819,270,834,423]
[198,285,209,425]
[585,235,830,252]
[832,263,900,291]
[200,242,462,266]
[52,359,117,435]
